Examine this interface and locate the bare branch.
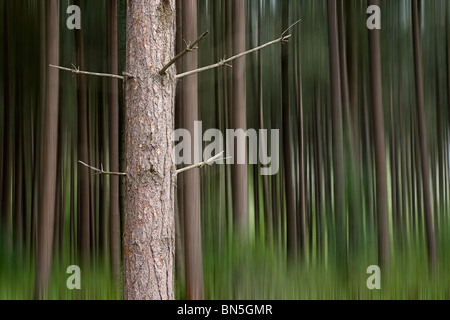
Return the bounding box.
[175,21,300,80]
[175,151,231,175]
[78,160,127,176]
[159,30,209,75]
[281,19,301,38]
[50,64,125,80]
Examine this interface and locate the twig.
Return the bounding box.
[175,151,231,175]
[50,64,125,80]
[159,30,209,75]
[175,20,300,80]
[78,160,127,176]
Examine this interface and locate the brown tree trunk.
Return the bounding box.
[34,0,59,299]
[412,0,438,268]
[294,2,306,255]
[314,84,324,261]
[346,0,362,256]
[75,0,90,265]
[231,0,248,235]
[327,0,346,268]
[368,0,390,269]
[2,0,12,249]
[123,0,176,300]
[281,0,298,261]
[256,11,272,240]
[181,0,204,300]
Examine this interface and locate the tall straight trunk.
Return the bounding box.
[108,0,121,289]
[347,0,359,156]
[181,0,204,300]
[327,0,346,268]
[75,0,90,265]
[446,1,450,207]
[14,121,23,249]
[412,0,437,268]
[224,0,233,232]
[362,70,374,232]
[389,86,399,233]
[2,0,12,249]
[257,4,271,238]
[368,0,390,269]
[123,0,176,300]
[346,0,361,256]
[34,0,59,298]
[414,123,424,241]
[249,14,260,238]
[314,84,324,261]
[281,0,297,261]
[294,2,306,256]
[337,0,350,125]
[99,88,108,264]
[398,81,407,243]
[70,140,76,262]
[231,0,248,234]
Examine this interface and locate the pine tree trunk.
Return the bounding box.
[181,0,204,300]
[123,0,176,300]
[368,0,390,269]
[231,0,248,234]
[281,0,297,261]
[34,0,59,299]
[412,0,437,268]
[327,0,346,269]
[75,0,91,265]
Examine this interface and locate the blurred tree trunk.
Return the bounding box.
[346,0,362,256]
[123,0,176,300]
[389,86,399,236]
[368,0,390,269]
[446,1,450,206]
[34,0,59,298]
[181,0,204,300]
[258,4,272,241]
[14,114,23,249]
[231,0,248,235]
[108,0,121,289]
[314,84,324,261]
[327,0,346,269]
[294,2,306,255]
[75,0,91,265]
[281,0,297,261]
[2,0,12,249]
[412,0,437,268]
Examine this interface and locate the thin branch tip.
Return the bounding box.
[159,30,210,75]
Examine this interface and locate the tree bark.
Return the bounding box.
[34,0,59,299]
[123,0,176,300]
